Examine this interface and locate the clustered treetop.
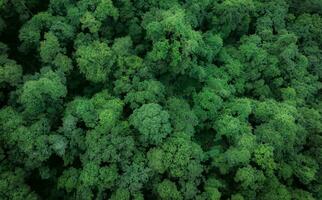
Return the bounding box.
[0,0,321,199]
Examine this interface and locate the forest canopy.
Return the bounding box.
[0,0,321,199]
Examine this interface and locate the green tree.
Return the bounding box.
[76,41,114,83]
[130,103,172,145]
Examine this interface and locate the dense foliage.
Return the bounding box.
[0,0,321,199]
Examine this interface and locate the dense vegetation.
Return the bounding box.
[0,0,321,199]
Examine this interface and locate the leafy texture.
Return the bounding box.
[0,0,321,199]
